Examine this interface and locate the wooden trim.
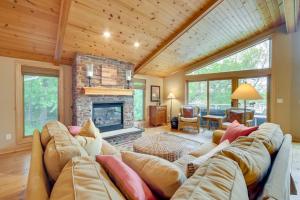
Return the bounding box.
[282,0,299,33]
[185,68,272,82]
[82,87,134,96]
[134,0,223,73]
[59,68,65,124]
[0,143,31,155]
[183,25,284,74]
[54,0,72,65]
[16,64,63,144]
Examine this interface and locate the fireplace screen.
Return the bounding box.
[92,102,123,132]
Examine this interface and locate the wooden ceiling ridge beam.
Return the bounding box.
[54,0,72,65]
[134,0,223,73]
[282,0,300,33]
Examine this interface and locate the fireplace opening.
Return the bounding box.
[92,102,124,132]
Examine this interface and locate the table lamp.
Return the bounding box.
[167,92,176,122]
[231,83,262,124]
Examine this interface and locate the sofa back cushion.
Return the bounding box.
[249,123,284,155]
[121,151,186,199]
[44,133,88,181]
[50,156,125,200]
[41,121,70,148]
[171,155,249,200]
[75,135,102,157]
[26,129,50,200]
[218,137,271,186]
[96,155,157,200]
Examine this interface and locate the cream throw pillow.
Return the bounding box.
[41,120,69,148]
[121,151,186,199]
[79,118,100,138]
[75,135,102,156]
[186,140,230,177]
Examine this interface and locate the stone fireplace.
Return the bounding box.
[72,54,134,131]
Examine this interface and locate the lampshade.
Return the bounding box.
[167,92,176,99]
[231,83,262,100]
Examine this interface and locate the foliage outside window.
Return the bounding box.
[187,39,270,75]
[209,80,232,115]
[133,79,146,121]
[24,75,58,136]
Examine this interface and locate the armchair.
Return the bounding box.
[178,105,201,133]
[221,108,255,129]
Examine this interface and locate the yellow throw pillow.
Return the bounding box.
[121,151,186,199]
[218,137,271,186]
[79,118,100,138]
[186,140,230,177]
[171,155,249,200]
[50,157,125,200]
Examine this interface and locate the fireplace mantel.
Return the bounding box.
[81,87,134,96]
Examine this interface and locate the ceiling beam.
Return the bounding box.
[282,0,299,33]
[54,0,72,65]
[134,0,223,73]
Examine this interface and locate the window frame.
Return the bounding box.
[16,64,64,144]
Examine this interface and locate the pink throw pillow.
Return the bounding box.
[68,126,81,136]
[96,155,157,200]
[220,120,258,143]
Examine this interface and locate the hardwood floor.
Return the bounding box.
[0,126,299,200]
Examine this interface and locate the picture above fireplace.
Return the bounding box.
[92,102,124,132]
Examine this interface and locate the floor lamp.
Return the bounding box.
[231,83,262,125]
[167,93,176,122]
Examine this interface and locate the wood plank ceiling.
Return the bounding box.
[0,0,298,77]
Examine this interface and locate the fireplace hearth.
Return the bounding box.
[92,102,124,132]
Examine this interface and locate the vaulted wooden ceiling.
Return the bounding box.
[0,0,299,77]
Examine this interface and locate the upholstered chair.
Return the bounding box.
[178,105,201,133]
[221,108,255,129]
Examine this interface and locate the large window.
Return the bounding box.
[24,75,59,136]
[133,79,146,121]
[209,80,232,115]
[188,81,207,112]
[187,39,271,75]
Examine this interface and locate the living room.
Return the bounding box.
[0,0,300,199]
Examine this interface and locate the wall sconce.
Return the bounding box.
[86,63,93,87]
[126,70,132,89]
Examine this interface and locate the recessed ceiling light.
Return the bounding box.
[134,41,140,48]
[103,31,111,38]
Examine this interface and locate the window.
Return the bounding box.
[187,39,271,75]
[24,75,59,136]
[238,77,268,125]
[188,81,207,112]
[209,80,232,116]
[133,79,146,121]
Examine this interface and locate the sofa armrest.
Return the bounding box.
[212,130,225,145]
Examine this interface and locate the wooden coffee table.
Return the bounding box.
[202,115,224,129]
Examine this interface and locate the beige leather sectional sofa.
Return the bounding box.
[26,121,295,200]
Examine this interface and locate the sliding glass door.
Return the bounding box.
[238,77,268,125]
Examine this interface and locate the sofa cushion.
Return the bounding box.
[96,155,157,200]
[188,142,217,157]
[50,156,125,200]
[180,117,198,123]
[220,120,258,143]
[186,140,230,177]
[79,118,100,138]
[44,133,88,181]
[249,123,284,155]
[171,155,249,200]
[218,137,271,186]
[121,151,186,199]
[75,134,102,157]
[41,121,69,148]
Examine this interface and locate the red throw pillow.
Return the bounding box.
[182,107,194,118]
[220,120,258,143]
[96,155,157,200]
[68,126,81,136]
